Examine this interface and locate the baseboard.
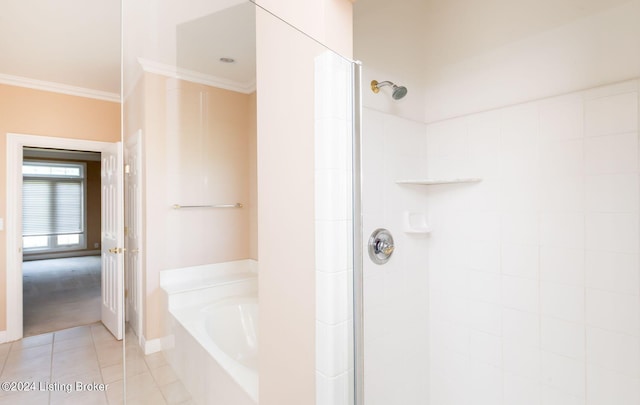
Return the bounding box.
[0,331,7,344]
[142,335,162,354]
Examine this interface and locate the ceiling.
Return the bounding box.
[0,0,121,98]
[4,0,629,103]
[0,0,256,100]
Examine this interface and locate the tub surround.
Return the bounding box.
[160,260,258,404]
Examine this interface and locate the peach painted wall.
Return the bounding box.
[0,83,120,331]
[137,72,256,341]
[255,1,352,404]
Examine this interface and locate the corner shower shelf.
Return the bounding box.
[395,177,482,185]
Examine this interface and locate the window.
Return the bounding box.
[22,161,87,252]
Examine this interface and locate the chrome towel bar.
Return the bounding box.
[171,203,243,209]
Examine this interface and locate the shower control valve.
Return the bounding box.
[368,228,395,265]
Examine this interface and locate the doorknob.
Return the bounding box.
[108,247,125,254]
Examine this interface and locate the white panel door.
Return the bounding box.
[101,142,124,340]
[125,130,143,341]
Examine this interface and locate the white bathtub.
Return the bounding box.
[161,260,258,405]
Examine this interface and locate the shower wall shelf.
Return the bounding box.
[396,178,482,185]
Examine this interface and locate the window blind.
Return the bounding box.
[22,178,83,237]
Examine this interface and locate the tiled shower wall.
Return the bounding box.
[361,107,430,405]
[427,79,640,405]
[315,51,354,405]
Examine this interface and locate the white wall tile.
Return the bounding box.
[586,365,640,405]
[538,175,584,212]
[316,220,349,272]
[585,213,639,253]
[541,281,585,324]
[541,351,585,398]
[541,385,586,405]
[538,139,584,176]
[503,308,540,348]
[500,176,539,212]
[540,213,585,249]
[501,213,539,245]
[585,174,639,213]
[426,118,467,158]
[422,82,639,405]
[585,251,639,295]
[468,300,502,336]
[316,320,350,377]
[584,132,638,175]
[316,270,350,324]
[504,373,541,405]
[468,361,503,405]
[540,247,585,286]
[539,94,583,141]
[586,326,640,377]
[502,275,539,313]
[502,243,539,279]
[468,271,501,304]
[470,330,502,367]
[586,288,639,336]
[585,92,638,137]
[541,316,585,360]
[460,241,501,274]
[315,169,349,221]
[316,371,351,405]
[503,341,541,379]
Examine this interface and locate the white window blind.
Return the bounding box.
[22,179,83,236]
[22,161,85,243]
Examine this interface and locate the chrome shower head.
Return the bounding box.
[371,80,408,100]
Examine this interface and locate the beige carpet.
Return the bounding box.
[22,256,101,337]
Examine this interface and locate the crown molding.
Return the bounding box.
[0,73,121,102]
[138,58,256,94]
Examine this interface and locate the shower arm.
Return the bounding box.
[370,80,393,93]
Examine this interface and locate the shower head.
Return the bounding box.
[371,80,408,100]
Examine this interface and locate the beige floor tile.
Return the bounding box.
[48,371,108,405]
[125,352,149,378]
[150,364,178,387]
[50,389,108,405]
[11,333,53,350]
[1,351,51,383]
[104,379,124,405]
[0,389,50,405]
[144,352,168,370]
[54,325,93,342]
[53,333,94,354]
[95,341,124,368]
[6,342,52,362]
[91,324,117,344]
[126,390,167,405]
[159,380,191,405]
[125,372,159,401]
[101,363,124,384]
[51,346,100,380]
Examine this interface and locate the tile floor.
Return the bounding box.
[0,323,192,405]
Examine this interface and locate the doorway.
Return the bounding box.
[6,133,124,342]
[20,147,102,336]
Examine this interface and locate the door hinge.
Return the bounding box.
[108,247,126,254]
